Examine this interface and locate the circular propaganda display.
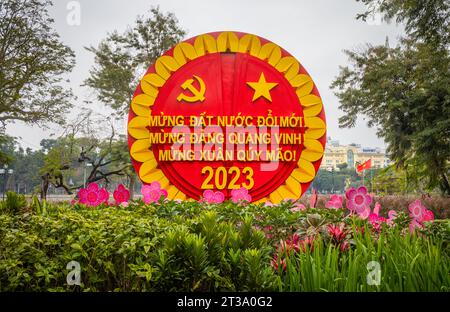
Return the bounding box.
[127,31,326,204]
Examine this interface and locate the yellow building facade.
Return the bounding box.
[320,138,390,170]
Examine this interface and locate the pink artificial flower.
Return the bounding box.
[310,189,318,208]
[408,199,426,221]
[231,187,252,204]
[368,213,387,232]
[373,202,381,216]
[290,202,306,212]
[387,210,397,226]
[326,194,343,209]
[120,201,129,208]
[409,219,424,233]
[345,186,372,214]
[264,201,275,207]
[113,184,130,205]
[78,182,109,207]
[358,206,371,220]
[141,182,168,204]
[422,209,434,222]
[202,190,225,204]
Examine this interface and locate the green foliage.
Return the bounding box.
[31,195,47,216]
[332,1,450,195]
[311,168,364,193]
[0,200,448,292]
[356,0,449,47]
[84,6,186,117]
[0,191,26,214]
[0,0,75,128]
[39,112,135,197]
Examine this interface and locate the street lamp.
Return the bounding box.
[83,163,93,188]
[1,164,13,200]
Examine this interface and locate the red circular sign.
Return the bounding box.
[128,31,326,204]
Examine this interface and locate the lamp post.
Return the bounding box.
[83,163,93,188]
[1,165,13,200]
[0,165,6,200]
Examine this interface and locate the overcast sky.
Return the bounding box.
[6,0,404,150]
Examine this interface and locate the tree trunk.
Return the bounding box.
[40,173,49,200]
[129,174,136,200]
[441,173,450,196]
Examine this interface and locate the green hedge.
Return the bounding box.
[0,198,449,291]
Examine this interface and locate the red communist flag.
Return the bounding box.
[356,159,372,172]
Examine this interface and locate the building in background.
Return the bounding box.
[320,137,390,170]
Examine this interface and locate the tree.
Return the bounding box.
[370,165,413,195]
[0,0,75,129]
[356,0,449,47]
[331,0,450,195]
[0,135,44,194]
[84,6,186,117]
[39,112,133,199]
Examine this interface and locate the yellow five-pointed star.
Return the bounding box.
[247,73,278,102]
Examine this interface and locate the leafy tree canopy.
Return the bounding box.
[332,0,450,195]
[0,0,75,128]
[84,6,186,117]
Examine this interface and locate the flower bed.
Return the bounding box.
[0,185,448,292]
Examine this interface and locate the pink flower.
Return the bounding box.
[358,206,371,220]
[141,182,168,204]
[408,199,426,221]
[290,202,306,212]
[327,223,347,243]
[409,219,424,233]
[264,201,275,207]
[202,190,225,204]
[271,254,286,271]
[231,187,252,204]
[345,186,372,214]
[78,182,109,207]
[422,209,434,222]
[310,189,318,208]
[326,195,343,209]
[368,213,386,232]
[120,201,129,208]
[373,202,381,216]
[340,241,350,252]
[408,199,435,226]
[298,236,315,253]
[113,184,130,205]
[387,210,397,226]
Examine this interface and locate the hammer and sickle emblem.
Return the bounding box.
[177,75,206,103]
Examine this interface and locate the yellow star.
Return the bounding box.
[247,73,278,102]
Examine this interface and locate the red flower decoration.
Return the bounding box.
[113,184,130,205]
[77,183,109,207]
[202,190,225,204]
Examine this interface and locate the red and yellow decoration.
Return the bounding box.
[127,31,327,204]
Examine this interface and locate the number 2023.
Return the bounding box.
[201,166,255,190]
